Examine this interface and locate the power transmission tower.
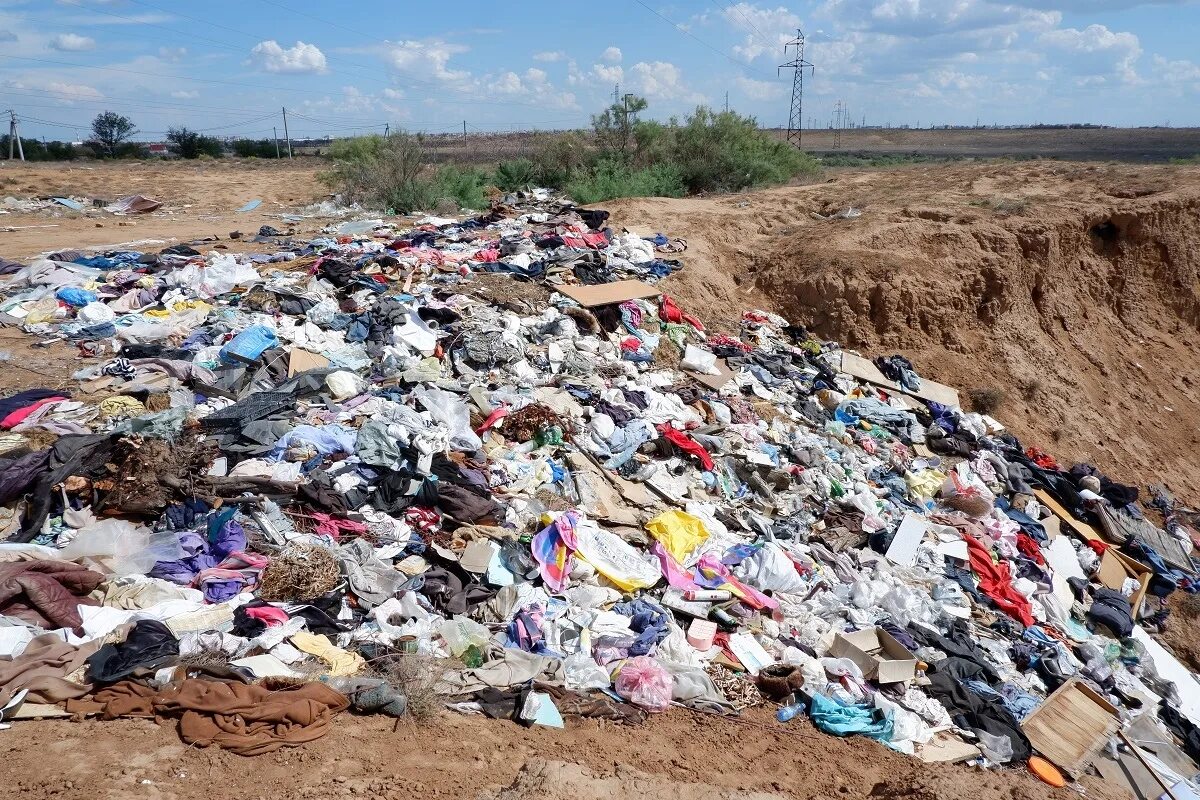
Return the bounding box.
[833,100,845,149]
[778,29,813,148]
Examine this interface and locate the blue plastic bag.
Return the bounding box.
[55,287,97,307]
[219,325,278,364]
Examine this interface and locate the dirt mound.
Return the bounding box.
[608,161,1200,497]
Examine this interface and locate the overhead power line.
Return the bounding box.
[631,0,774,77]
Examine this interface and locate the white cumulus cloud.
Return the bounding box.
[46,82,103,100]
[250,40,328,74]
[630,61,704,103]
[385,39,469,83]
[600,46,622,64]
[50,33,95,51]
[1038,24,1142,83]
[533,50,565,62]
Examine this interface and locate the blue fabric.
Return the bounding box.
[613,599,671,656]
[995,497,1047,543]
[268,424,358,462]
[809,693,894,741]
[56,287,97,307]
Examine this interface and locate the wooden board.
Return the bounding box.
[1034,489,1103,542]
[1023,677,1120,777]
[1098,549,1153,617]
[837,351,961,408]
[557,280,661,307]
[684,357,735,390]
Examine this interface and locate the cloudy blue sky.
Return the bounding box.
[1,0,1197,141]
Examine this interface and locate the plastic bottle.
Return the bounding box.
[776,700,807,722]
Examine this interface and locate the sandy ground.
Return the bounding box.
[5,706,1123,800]
[0,159,326,260]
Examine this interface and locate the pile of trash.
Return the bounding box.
[0,189,1197,793]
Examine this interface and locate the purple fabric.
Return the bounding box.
[149,522,244,585]
[199,578,244,603]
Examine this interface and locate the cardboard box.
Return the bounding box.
[1097,549,1152,617]
[829,627,919,684]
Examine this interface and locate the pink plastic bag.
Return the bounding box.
[614,656,673,713]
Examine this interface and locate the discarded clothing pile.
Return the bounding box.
[0,188,1197,794]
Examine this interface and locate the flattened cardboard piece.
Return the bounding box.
[8,702,70,719]
[1134,626,1200,728]
[685,357,734,390]
[837,351,961,408]
[558,279,661,308]
[1046,535,1088,608]
[1096,550,1152,617]
[916,733,982,764]
[829,627,918,684]
[1023,677,1120,777]
[885,512,929,566]
[460,539,497,574]
[1035,489,1103,542]
[288,348,331,377]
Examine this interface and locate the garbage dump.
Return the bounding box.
[0,189,1197,794]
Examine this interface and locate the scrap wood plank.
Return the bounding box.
[836,351,961,408]
[683,357,735,390]
[1034,489,1103,542]
[557,280,660,308]
[1023,677,1120,777]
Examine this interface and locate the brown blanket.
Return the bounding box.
[68,679,350,756]
[0,560,103,629]
[0,634,100,707]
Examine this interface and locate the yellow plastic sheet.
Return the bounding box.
[645,509,710,564]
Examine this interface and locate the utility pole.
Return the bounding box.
[724,91,729,113]
[833,100,844,149]
[7,111,24,161]
[281,106,293,159]
[273,126,280,159]
[778,29,814,148]
[384,123,389,137]
[463,120,467,137]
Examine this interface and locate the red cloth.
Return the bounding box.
[1016,533,1045,566]
[656,424,714,471]
[660,295,704,331]
[1025,447,1059,470]
[1086,539,1110,556]
[964,535,1034,627]
[244,605,289,627]
[1,397,68,429]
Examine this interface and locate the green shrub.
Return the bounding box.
[431,164,489,210]
[232,138,280,158]
[565,159,685,204]
[669,107,819,193]
[528,131,593,188]
[494,158,536,191]
[324,133,492,213]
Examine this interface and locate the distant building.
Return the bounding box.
[147,142,171,157]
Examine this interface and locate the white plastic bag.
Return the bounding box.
[413,387,482,452]
[564,651,611,690]
[439,615,490,658]
[573,519,660,592]
[680,345,719,375]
